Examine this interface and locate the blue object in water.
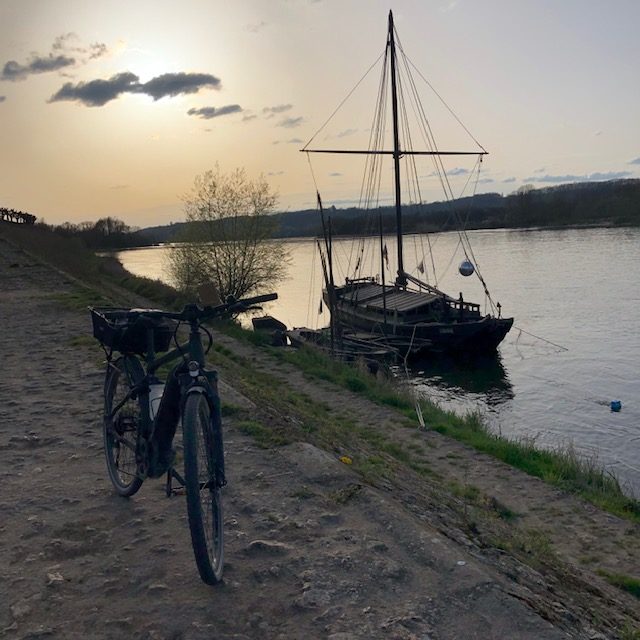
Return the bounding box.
[610,400,622,412]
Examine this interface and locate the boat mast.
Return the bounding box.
[388,10,406,287]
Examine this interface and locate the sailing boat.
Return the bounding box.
[302,11,513,356]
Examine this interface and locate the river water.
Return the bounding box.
[114,227,640,495]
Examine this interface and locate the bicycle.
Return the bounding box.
[89,292,277,585]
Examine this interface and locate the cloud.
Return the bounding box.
[448,167,469,176]
[478,178,494,184]
[242,114,258,122]
[329,172,342,177]
[263,104,292,117]
[2,55,76,81]
[1,34,109,82]
[0,96,5,103]
[503,177,516,183]
[268,171,285,176]
[277,116,303,128]
[524,171,633,183]
[140,72,220,100]
[49,71,139,106]
[287,138,303,144]
[49,71,220,106]
[337,128,357,138]
[187,104,242,119]
[88,43,108,60]
[629,157,640,165]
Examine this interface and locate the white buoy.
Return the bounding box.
[459,260,475,277]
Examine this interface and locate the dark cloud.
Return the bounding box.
[49,71,221,107]
[49,71,139,106]
[263,104,292,115]
[1,33,109,82]
[187,104,242,119]
[0,96,5,103]
[140,72,220,100]
[277,116,303,128]
[88,43,108,60]
[525,171,632,183]
[52,32,108,60]
[629,157,640,165]
[2,54,75,81]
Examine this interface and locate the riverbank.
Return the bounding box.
[1,225,639,637]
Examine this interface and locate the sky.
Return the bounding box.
[1,0,639,228]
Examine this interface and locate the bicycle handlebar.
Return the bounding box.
[127,292,278,323]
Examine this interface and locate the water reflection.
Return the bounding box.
[404,351,514,409]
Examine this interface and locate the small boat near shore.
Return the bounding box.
[286,327,398,364]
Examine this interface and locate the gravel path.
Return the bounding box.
[1,235,637,639]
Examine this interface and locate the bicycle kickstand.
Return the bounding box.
[165,466,186,497]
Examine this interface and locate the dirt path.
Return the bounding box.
[0,236,638,640]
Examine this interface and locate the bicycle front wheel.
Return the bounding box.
[103,356,144,497]
[183,392,224,584]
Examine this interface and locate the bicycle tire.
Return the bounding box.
[183,392,224,584]
[103,356,145,497]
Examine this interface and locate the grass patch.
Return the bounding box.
[490,528,555,568]
[354,455,393,484]
[329,483,362,504]
[597,569,640,599]
[290,485,316,500]
[68,335,99,348]
[236,419,291,448]
[221,402,244,417]
[50,289,110,310]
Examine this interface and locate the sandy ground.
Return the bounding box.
[0,235,638,640]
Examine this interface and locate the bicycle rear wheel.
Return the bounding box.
[182,392,224,584]
[103,356,144,497]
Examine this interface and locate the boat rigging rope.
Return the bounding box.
[403,324,426,429]
[514,326,568,352]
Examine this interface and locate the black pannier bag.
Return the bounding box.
[90,308,175,354]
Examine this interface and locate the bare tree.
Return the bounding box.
[167,166,289,300]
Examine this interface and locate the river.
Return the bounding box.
[113,227,640,495]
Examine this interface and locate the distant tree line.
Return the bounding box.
[36,216,143,250]
[14,178,639,250]
[137,179,640,245]
[0,207,36,225]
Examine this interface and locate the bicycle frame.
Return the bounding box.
[106,316,224,487]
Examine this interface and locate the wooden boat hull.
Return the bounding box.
[334,284,513,354]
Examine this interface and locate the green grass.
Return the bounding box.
[50,289,110,310]
[236,419,291,448]
[597,569,640,599]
